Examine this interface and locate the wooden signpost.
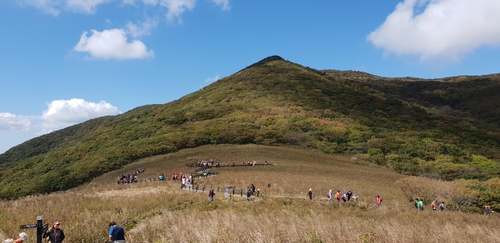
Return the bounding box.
[19,216,47,243]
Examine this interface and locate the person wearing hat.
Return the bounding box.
[15,232,27,243]
[45,221,65,243]
[1,232,28,243]
[109,222,126,243]
[308,188,313,200]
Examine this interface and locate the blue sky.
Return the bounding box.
[1,0,500,153]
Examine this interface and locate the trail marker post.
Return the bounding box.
[20,216,46,243]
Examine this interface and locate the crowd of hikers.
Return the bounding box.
[191,159,271,168]
[116,168,144,184]
[308,189,361,203]
[414,198,446,211]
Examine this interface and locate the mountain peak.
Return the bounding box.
[241,55,285,71]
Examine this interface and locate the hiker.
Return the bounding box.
[347,191,352,201]
[352,193,358,203]
[181,176,186,189]
[45,221,65,243]
[439,202,445,211]
[485,205,492,215]
[2,232,28,243]
[418,199,424,210]
[341,191,347,202]
[327,189,333,202]
[414,198,419,210]
[431,200,437,210]
[308,188,313,200]
[209,189,215,203]
[109,222,126,243]
[247,187,252,201]
[376,196,382,207]
[335,190,341,202]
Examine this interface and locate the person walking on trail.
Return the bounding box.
[414,198,419,210]
[341,191,347,202]
[439,202,445,211]
[308,188,313,200]
[44,221,65,243]
[209,189,215,203]
[418,199,424,210]
[2,232,28,243]
[335,190,341,203]
[327,189,332,202]
[376,196,382,207]
[247,187,252,202]
[431,200,437,210]
[109,222,126,243]
[352,193,359,203]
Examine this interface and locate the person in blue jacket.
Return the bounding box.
[109,222,126,243]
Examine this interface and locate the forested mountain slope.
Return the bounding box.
[0,56,499,198]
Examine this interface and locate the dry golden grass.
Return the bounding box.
[1,145,499,242]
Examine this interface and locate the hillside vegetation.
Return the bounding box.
[1,145,499,242]
[0,56,499,201]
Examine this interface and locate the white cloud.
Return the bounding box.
[0,113,31,132]
[158,0,196,23]
[73,29,155,60]
[367,0,500,62]
[41,98,120,132]
[205,75,219,84]
[20,0,230,18]
[19,0,109,15]
[66,0,109,14]
[19,0,61,16]
[212,0,230,10]
[126,20,158,37]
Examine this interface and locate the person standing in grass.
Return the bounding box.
[308,188,313,200]
[247,187,252,202]
[335,190,341,203]
[414,198,419,210]
[418,199,424,210]
[431,200,437,210]
[209,189,215,203]
[376,196,382,207]
[109,222,126,243]
[327,189,332,202]
[2,232,28,243]
[485,205,492,215]
[45,221,65,243]
[352,193,358,203]
[439,202,445,211]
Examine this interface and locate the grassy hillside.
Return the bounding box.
[1,145,498,242]
[0,56,499,199]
